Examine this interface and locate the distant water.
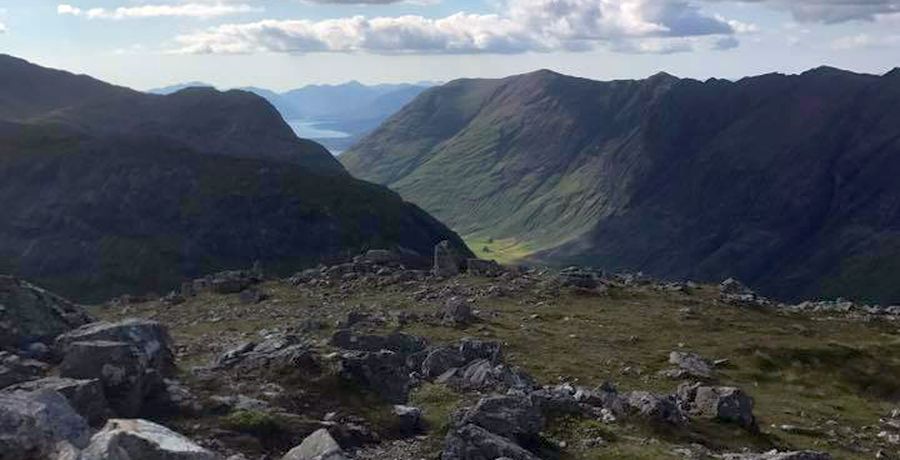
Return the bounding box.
[287,119,351,139]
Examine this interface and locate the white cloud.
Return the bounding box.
[0,22,5,34]
[172,0,737,55]
[831,32,900,50]
[57,3,261,20]
[712,1,900,24]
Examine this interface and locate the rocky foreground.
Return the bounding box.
[2,246,899,459]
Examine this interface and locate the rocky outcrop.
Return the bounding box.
[625,391,686,425]
[81,418,221,460]
[441,394,544,460]
[0,276,92,349]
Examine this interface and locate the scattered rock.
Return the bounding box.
[626,391,685,425]
[467,259,503,277]
[557,267,604,289]
[330,330,427,355]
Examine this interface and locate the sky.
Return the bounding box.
[0,0,898,91]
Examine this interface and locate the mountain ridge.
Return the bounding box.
[342,66,900,303]
[0,55,470,301]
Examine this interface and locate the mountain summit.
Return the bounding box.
[342,68,900,303]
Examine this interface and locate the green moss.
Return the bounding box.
[222,410,284,436]
[409,383,466,434]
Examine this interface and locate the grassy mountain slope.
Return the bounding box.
[342,68,900,303]
[0,56,469,301]
[0,54,342,173]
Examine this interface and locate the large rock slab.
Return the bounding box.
[81,418,221,460]
[441,424,540,460]
[458,394,544,439]
[338,350,410,404]
[0,276,93,349]
[59,340,154,418]
[0,351,48,389]
[3,377,109,426]
[55,319,175,376]
[0,389,91,459]
[282,428,348,460]
[684,385,757,431]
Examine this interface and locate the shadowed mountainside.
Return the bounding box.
[342,67,900,303]
[0,55,469,301]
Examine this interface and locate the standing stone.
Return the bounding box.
[434,241,462,277]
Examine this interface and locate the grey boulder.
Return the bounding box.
[0,389,91,459]
[3,377,109,426]
[441,424,539,460]
[458,394,544,439]
[282,428,348,460]
[55,319,175,376]
[59,340,159,418]
[680,384,757,431]
[81,418,220,460]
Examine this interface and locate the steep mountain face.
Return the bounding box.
[0,55,469,301]
[342,68,900,303]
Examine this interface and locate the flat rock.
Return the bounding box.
[81,418,221,460]
[55,318,175,376]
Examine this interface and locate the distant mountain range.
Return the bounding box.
[0,54,468,301]
[342,67,900,304]
[149,81,433,153]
